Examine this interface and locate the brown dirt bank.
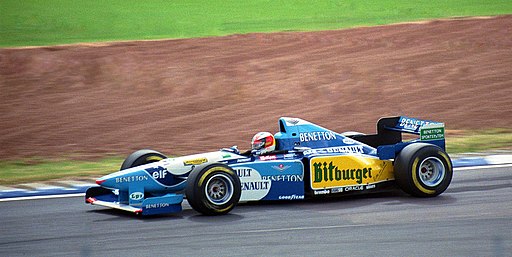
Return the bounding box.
[1,16,511,159]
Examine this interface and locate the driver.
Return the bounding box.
[251,132,276,154]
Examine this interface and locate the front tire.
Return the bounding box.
[394,143,452,197]
[120,149,167,170]
[185,163,241,215]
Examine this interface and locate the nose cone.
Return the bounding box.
[95,167,150,190]
[96,174,119,189]
[95,171,123,189]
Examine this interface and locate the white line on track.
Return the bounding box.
[0,193,85,202]
[0,164,510,203]
[454,163,512,171]
[233,224,366,234]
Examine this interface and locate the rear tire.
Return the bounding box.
[185,163,241,215]
[394,143,452,197]
[120,149,167,170]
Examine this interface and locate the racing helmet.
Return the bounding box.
[251,132,276,154]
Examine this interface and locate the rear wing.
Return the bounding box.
[348,116,446,160]
[389,116,443,135]
[348,116,445,149]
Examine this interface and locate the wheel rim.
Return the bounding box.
[205,174,233,205]
[418,157,445,187]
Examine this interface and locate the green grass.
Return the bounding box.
[1,1,511,183]
[446,129,512,154]
[1,0,512,47]
[0,130,510,185]
[0,157,123,185]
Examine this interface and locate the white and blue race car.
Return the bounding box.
[86,116,452,216]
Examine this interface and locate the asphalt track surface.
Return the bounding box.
[1,165,510,257]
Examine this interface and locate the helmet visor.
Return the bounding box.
[252,138,265,150]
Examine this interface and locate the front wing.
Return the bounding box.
[85,187,183,215]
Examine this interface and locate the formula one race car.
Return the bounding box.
[86,116,452,216]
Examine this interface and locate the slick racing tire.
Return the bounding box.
[394,143,453,197]
[120,149,167,170]
[185,163,241,215]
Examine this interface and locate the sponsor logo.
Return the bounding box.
[235,168,252,178]
[278,194,305,200]
[321,185,375,194]
[313,161,373,184]
[271,164,291,171]
[331,187,343,193]
[235,167,272,201]
[222,154,232,158]
[237,157,252,163]
[344,185,364,191]
[129,192,144,200]
[147,166,169,179]
[314,189,330,195]
[420,124,445,141]
[241,181,270,191]
[398,117,438,132]
[299,131,337,142]
[304,146,365,155]
[261,175,303,182]
[145,203,170,209]
[144,166,178,186]
[115,175,148,184]
[330,186,367,194]
[183,157,208,166]
[259,155,277,161]
[310,156,394,190]
[285,118,300,125]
